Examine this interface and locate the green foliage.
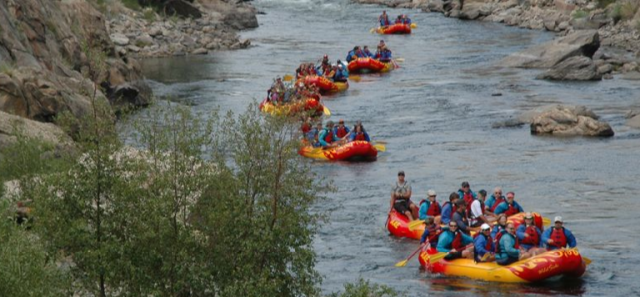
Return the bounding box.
[328,279,403,297]
[121,0,141,11]
[597,0,617,9]
[611,3,623,22]
[142,7,157,22]
[0,62,15,76]
[572,9,588,19]
[0,201,71,296]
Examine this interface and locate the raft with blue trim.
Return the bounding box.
[377,23,412,34]
[418,246,586,283]
[302,75,349,94]
[298,140,378,161]
[347,57,395,74]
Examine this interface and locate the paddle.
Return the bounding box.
[303,147,328,159]
[407,219,424,231]
[395,243,426,267]
[411,23,417,29]
[349,75,362,82]
[323,106,331,116]
[373,143,386,152]
[369,27,376,34]
[542,217,551,226]
[429,244,474,264]
[283,74,294,82]
[583,256,592,265]
[395,58,405,63]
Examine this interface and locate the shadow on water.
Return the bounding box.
[423,274,586,296]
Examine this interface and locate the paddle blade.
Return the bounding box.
[583,256,592,265]
[428,252,447,264]
[283,74,294,82]
[411,23,417,29]
[394,259,408,267]
[369,28,375,34]
[349,75,362,82]
[407,219,422,230]
[542,217,551,226]
[373,143,386,152]
[323,106,331,116]
[395,58,405,63]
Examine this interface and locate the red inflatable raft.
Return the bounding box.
[301,75,348,94]
[347,57,395,74]
[418,246,586,283]
[259,97,325,117]
[298,140,378,161]
[386,210,547,240]
[376,24,411,35]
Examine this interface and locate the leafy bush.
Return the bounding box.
[572,9,589,19]
[597,0,617,9]
[328,279,403,297]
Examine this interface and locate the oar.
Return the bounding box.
[303,147,328,159]
[584,256,592,265]
[395,243,426,267]
[407,219,423,231]
[283,74,294,82]
[428,244,473,264]
[411,23,417,29]
[542,217,551,226]
[373,143,386,152]
[369,27,376,34]
[349,75,361,82]
[395,58,405,63]
[323,106,331,116]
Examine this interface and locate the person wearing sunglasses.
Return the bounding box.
[473,223,495,262]
[437,221,474,260]
[516,212,545,255]
[418,189,441,221]
[493,192,524,216]
[496,222,531,265]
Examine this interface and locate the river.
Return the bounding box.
[139,0,640,295]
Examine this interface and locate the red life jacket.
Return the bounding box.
[490,196,505,212]
[355,133,366,141]
[323,129,334,143]
[549,227,567,248]
[504,203,519,216]
[463,192,474,217]
[427,201,441,217]
[427,224,442,244]
[336,126,348,138]
[521,225,540,245]
[301,123,311,134]
[451,231,463,250]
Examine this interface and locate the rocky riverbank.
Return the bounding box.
[355,0,640,77]
[103,0,258,58]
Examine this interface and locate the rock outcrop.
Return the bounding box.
[536,56,602,80]
[0,110,72,150]
[528,105,614,137]
[501,30,600,69]
[626,110,640,129]
[0,0,151,125]
[106,0,257,57]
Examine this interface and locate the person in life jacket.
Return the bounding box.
[457,181,477,220]
[473,223,495,262]
[348,123,370,142]
[374,46,393,63]
[379,10,390,27]
[493,192,524,216]
[301,116,312,134]
[306,122,322,144]
[437,221,474,260]
[321,54,330,67]
[346,46,361,63]
[333,63,348,83]
[333,119,350,139]
[516,212,546,255]
[541,216,577,251]
[318,121,337,148]
[419,189,441,221]
[363,45,374,58]
[441,192,460,225]
[394,15,403,24]
[420,216,443,247]
[402,14,412,25]
[491,214,508,240]
[496,222,531,265]
[485,187,505,215]
[390,170,418,221]
[452,199,471,235]
[469,189,495,227]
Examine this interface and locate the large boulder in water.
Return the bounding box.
[626,110,640,129]
[529,105,614,137]
[501,30,600,69]
[536,56,602,81]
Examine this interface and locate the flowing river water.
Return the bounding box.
[138,0,640,295]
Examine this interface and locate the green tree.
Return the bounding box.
[0,200,70,297]
[329,279,403,297]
